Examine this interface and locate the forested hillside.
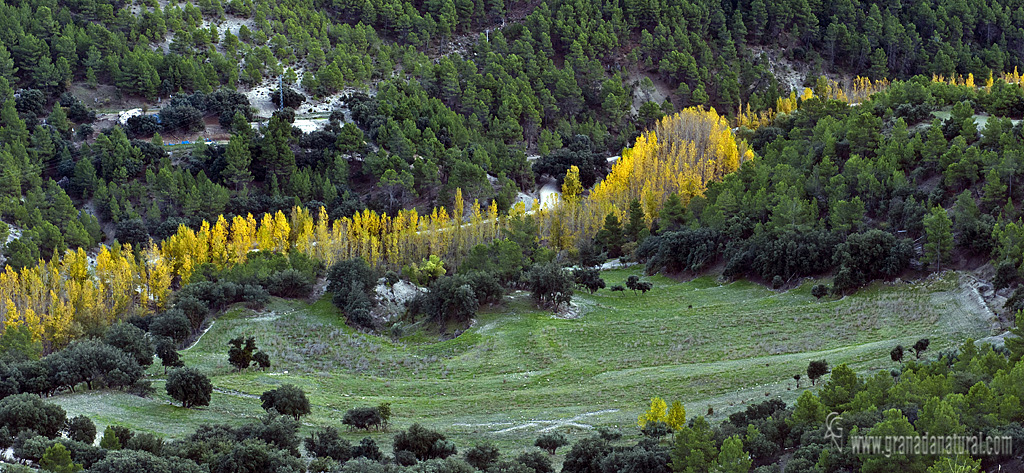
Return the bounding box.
[0,0,1022,360]
[1,0,1023,268]
[639,76,1024,293]
[2,1,1024,473]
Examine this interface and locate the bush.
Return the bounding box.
[104,323,154,368]
[534,432,568,455]
[125,114,161,138]
[395,450,418,466]
[174,295,209,333]
[771,275,784,289]
[0,394,66,439]
[267,269,313,298]
[343,407,383,431]
[0,324,41,364]
[259,384,311,420]
[994,260,1018,290]
[352,437,383,461]
[253,351,271,370]
[304,427,351,462]
[573,268,606,294]
[526,263,573,309]
[155,338,184,373]
[127,379,155,398]
[211,438,305,473]
[393,423,451,461]
[45,339,144,392]
[811,284,829,299]
[488,460,535,473]
[748,230,839,281]
[64,416,96,445]
[408,275,479,326]
[343,287,375,328]
[12,358,54,396]
[88,449,205,473]
[464,271,505,304]
[158,104,204,133]
[403,255,447,286]
[59,93,96,123]
[561,437,611,473]
[108,425,133,447]
[115,219,150,249]
[640,421,671,438]
[644,229,723,274]
[165,367,212,408]
[596,427,622,441]
[463,442,500,470]
[807,360,830,386]
[241,284,271,309]
[516,450,554,473]
[228,336,264,371]
[328,258,379,328]
[125,432,162,455]
[41,444,82,473]
[432,439,458,460]
[625,275,652,294]
[15,436,106,469]
[76,124,94,140]
[270,87,306,109]
[832,230,914,291]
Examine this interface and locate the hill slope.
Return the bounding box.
[49,268,996,452]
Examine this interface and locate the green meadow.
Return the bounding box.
[49,268,995,459]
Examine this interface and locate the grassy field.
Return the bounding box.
[48,268,997,460]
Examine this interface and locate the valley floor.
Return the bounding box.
[48,269,997,462]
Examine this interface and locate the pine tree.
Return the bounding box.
[223,134,253,192]
[48,103,71,139]
[923,206,953,271]
[264,114,296,188]
[231,110,252,138]
[717,435,752,473]
[40,443,82,473]
[1006,311,1024,363]
[624,199,646,242]
[982,168,1008,213]
[595,213,623,257]
[672,416,717,472]
[0,99,28,146]
[0,43,16,81]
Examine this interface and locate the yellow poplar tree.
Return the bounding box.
[273,210,291,253]
[209,215,230,268]
[45,291,74,350]
[145,244,172,311]
[638,397,668,428]
[667,401,687,430]
[562,165,583,202]
[257,213,275,251]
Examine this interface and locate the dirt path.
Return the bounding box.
[454,409,620,434]
[182,321,215,352]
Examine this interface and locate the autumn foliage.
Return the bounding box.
[0,108,742,353]
[735,76,890,131]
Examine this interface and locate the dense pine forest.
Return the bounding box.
[2,0,1024,472]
